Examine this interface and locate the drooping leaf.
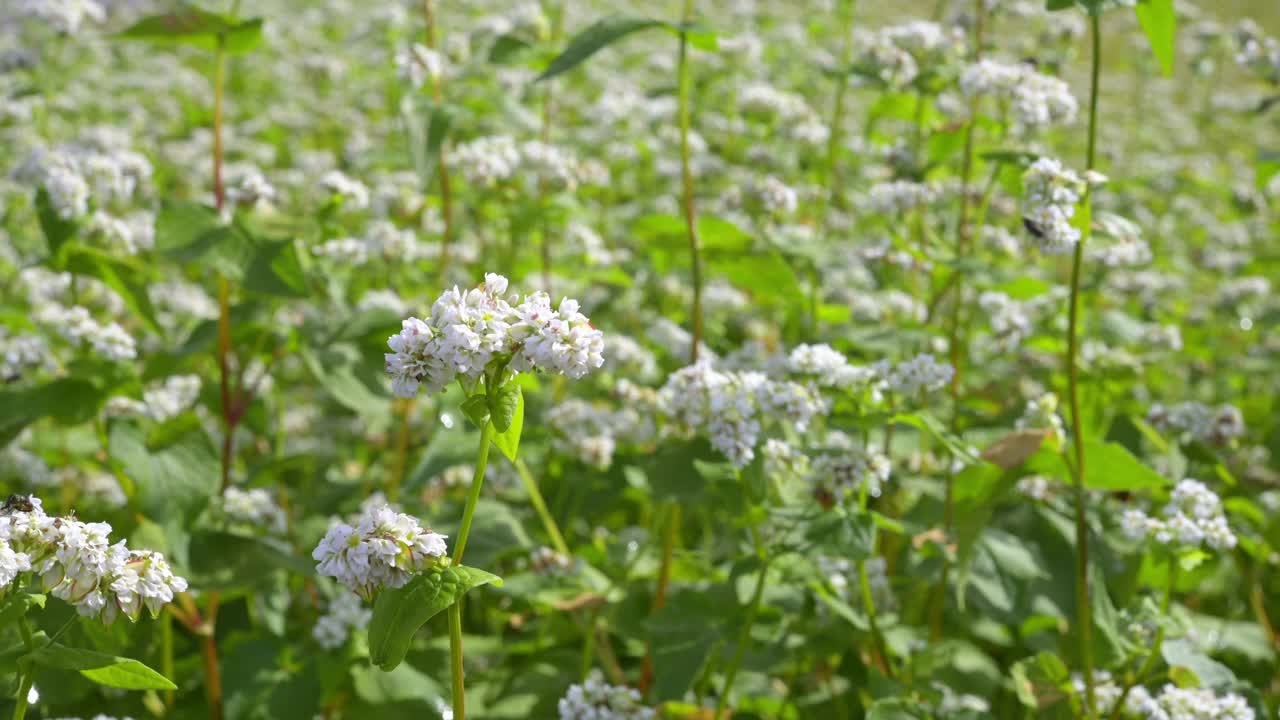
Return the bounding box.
[109,420,218,523]
[1134,0,1176,76]
[489,383,521,433]
[0,378,109,446]
[536,16,669,82]
[35,188,79,258]
[367,565,502,671]
[116,4,264,54]
[490,388,524,461]
[27,643,177,690]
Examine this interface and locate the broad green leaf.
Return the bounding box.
[0,378,108,446]
[367,565,502,671]
[1161,638,1236,689]
[243,239,308,298]
[155,199,221,252]
[110,420,218,522]
[1135,0,1176,76]
[28,643,177,690]
[59,244,161,333]
[300,347,392,419]
[536,16,668,82]
[35,188,79,258]
[490,389,524,461]
[489,383,521,433]
[1080,438,1169,491]
[407,101,459,191]
[116,4,264,54]
[645,592,723,701]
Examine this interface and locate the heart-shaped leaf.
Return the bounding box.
[368,565,503,671]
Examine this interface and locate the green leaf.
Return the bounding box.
[0,593,44,628]
[1134,0,1176,76]
[59,245,161,333]
[300,347,392,419]
[406,101,459,191]
[980,149,1039,167]
[243,239,308,298]
[110,420,218,523]
[536,16,668,82]
[489,383,521,433]
[155,199,221,252]
[0,378,108,447]
[367,565,502,671]
[116,4,264,54]
[1161,638,1236,689]
[28,643,177,690]
[490,389,524,461]
[35,188,79,258]
[460,394,490,429]
[1080,439,1169,491]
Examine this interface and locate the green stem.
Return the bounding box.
[422,0,456,282]
[445,419,494,720]
[1105,562,1177,720]
[715,518,769,716]
[1068,13,1103,719]
[163,609,175,710]
[513,457,570,555]
[823,0,857,211]
[676,0,703,363]
[11,619,35,720]
[857,463,894,679]
[449,603,466,720]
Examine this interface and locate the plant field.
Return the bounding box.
[1,0,1279,718]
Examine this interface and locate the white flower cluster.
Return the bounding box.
[1147,402,1245,446]
[452,136,585,191]
[105,375,201,422]
[750,174,799,215]
[319,170,370,210]
[396,43,447,89]
[883,353,954,397]
[960,59,1078,127]
[1087,672,1254,720]
[86,210,155,255]
[546,399,651,470]
[312,590,371,649]
[658,361,828,468]
[1235,20,1280,84]
[1,496,187,624]
[14,141,152,220]
[817,555,893,609]
[558,670,655,720]
[1216,276,1270,307]
[1022,157,1087,254]
[602,335,658,381]
[737,83,814,123]
[1121,479,1237,551]
[787,343,884,400]
[856,22,964,88]
[12,0,105,34]
[1015,392,1065,444]
[217,487,288,535]
[978,291,1033,350]
[1016,474,1055,501]
[1,329,50,381]
[312,504,448,599]
[865,180,936,214]
[762,438,811,484]
[384,273,605,398]
[226,167,277,210]
[810,445,892,499]
[35,304,136,362]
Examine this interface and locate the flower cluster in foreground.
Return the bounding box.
[385,273,605,397]
[312,504,448,599]
[558,670,656,720]
[0,496,187,623]
[1122,479,1237,551]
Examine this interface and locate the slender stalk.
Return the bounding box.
[715,519,769,716]
[676,0,703,363]
[1105,562,1177,720]
[422,0,456,280]
[856,467,893,679]
[1068,14,1104,718]
[11,619,35,720]
[537,1,563,293]
[935,0,986,643]
[513,457,570,555]
[446,419,495,720]
[639,502,681,693]
[200,594,224,720]
[823,0,857,210]
[162,609,175,710]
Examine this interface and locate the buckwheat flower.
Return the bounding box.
[1017,475,1055,501]
[763,439,810,484]
[558,670,656,720]
[1015,393,1066,444]
[313,237,369,265]
[811,447,892,499]
[14,0,106,33]
[978,291,1033,349]
[511,295,606,379]
[602,335,658,381]
[137,375,202,422]
[0,539,32,591]
[219,487,288,535]
[106,550,188,623]
[312,505,448,599]
[396,43,447,89]
[1,331,50,381]
[43,165,91,219]
[754,174,798,215]
[226,167,277,210]
[319,170,370,210]
[737,83,812,122]
[886,353,954,396]
[88,321,137,362]
[1147,402,1245,446]
[520,140,579,191]
[453,135,521,187]
[313,590,371,649]
[866,180,936,214]
[1124,479,1237,551]
[1022,157,1086,254]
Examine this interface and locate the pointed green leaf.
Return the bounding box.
[35,188,79,258]
[489,389,524,461]
[1135,0,1176,76]
[1080,439,1169,491]
[460,394,490,429]
[28,643,176,690]
[536,16,669,82]
[367,565,502,671]
[0,593,44,628]
[116,4,264,54]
